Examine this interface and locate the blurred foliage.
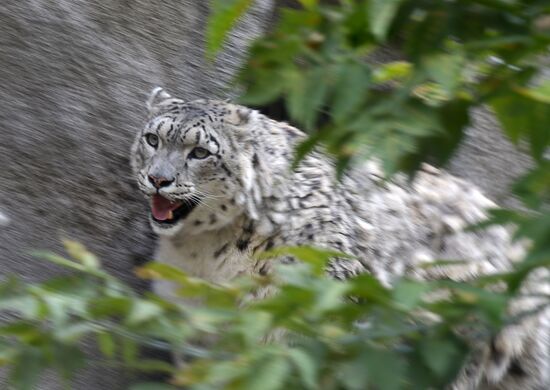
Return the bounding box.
[211,0,550,173]
[207,0,255,58]
[1,0,550,389]
[1,241,547,390]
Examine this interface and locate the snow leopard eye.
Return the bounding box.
[145,133,159,148]
[189,147,211,159]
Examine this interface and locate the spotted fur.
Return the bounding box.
[131,88,549,389]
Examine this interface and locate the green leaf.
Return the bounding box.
[203,360,248,385]
[377,130,416,175]
[122,337,139,364]
[348,273,392,305]
[422,51,465,96]
[51,343,85,381]
[452,285,509,326]
[331,61,371,123]
[311,279,350,314]
[338,353,370,390]
[433,97,470,161]
[243,353,291,390]
[97,332,116,359]
[516,81,550,104]
[288,348,318,389]
[237,311,272,346]
[491,91,550,161]
[55,322,96,342]
[88,296,132,318]
[38,293,73,325]
[340,349,405,390]
[0,296,42,320]
[398,97,470,173]
[139,263,238,305]
[363,349,405,390]
[126,300,164,325]
[206,0,254,58]
[292,130,325,168]
[399,102,444,137]
[258,246,354,275]
[297,0,318,9]
[9,348,44,390]
[372,61,412,84]
[62,239,100,268]
[0,323,42,342]
[513,162,550,208]
[392,280,431,310]
[286,67,332,130]
[137,262,194,284]
[419,336,468,382]
[368,0,403,41]
[405,7,450,59]
[239,70,286,105]
[31,251,107,278]
[0,346,17,366]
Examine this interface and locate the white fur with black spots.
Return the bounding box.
[131,87,549,389]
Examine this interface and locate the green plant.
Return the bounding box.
[2,241,545,390]
[210,0,550,175]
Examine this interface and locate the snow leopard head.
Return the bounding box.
[131,87,296,236]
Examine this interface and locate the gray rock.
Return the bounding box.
[449,107,533,209]
[0,1,273,388]
[0,209,9,227]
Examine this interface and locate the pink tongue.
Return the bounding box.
[151,194,182,221]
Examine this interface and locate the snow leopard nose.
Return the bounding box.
[148,175,174,189]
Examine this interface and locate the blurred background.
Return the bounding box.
[0,1,538,388]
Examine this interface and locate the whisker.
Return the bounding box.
[188,194,218,213]
[193,189,225,199]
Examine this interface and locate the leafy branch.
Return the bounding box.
[1,243,539,389]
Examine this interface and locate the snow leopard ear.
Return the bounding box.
[225,104,251,126]
[146,87,186,117]
[146,87,171,113]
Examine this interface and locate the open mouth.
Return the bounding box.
[151,194,200,225]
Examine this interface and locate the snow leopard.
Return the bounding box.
[131,87,549,389]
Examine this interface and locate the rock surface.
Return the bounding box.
[0,1,273,388]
